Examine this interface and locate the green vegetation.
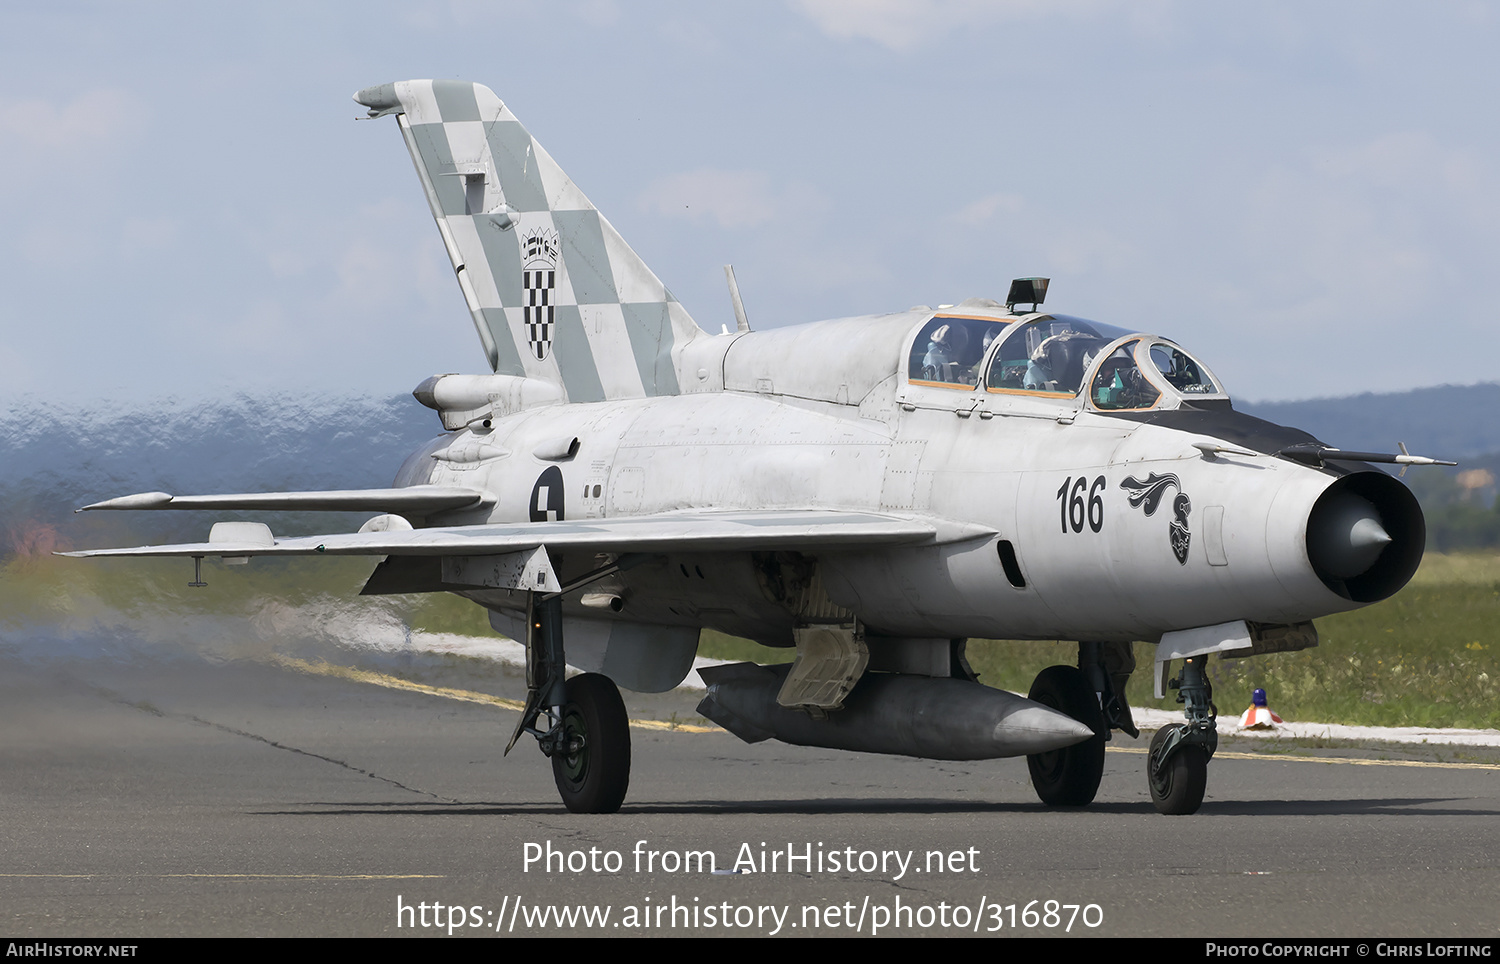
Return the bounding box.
[403,589,493,636]
[696,630,794,664]
[1,549,496,637]
[1235,558,1499,729]
[1404,467,1500,551]
[1,553,372,626]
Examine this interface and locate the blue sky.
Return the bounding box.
[3,1,1497,404]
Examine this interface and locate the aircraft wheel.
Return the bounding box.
[1148,724,1207,815]
[1025,665,1107,806]
[551,673,631,814]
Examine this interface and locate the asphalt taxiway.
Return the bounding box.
[3,644,1497,938]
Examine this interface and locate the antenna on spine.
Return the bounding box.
[724,265,752,332]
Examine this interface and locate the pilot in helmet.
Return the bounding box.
[922,322,971,382]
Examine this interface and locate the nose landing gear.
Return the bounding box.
[1148,724,1207,814]
[1147,654,1216,815]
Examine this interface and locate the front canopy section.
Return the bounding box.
[1085,337,1230,412]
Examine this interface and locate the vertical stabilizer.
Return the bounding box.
[354,80,703,401]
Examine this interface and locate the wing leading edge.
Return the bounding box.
[61,510,991,559]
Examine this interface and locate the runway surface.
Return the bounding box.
[3,642,1497,938]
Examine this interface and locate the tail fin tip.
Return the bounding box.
[353,83,400,113]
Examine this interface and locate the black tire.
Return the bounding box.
[551,673,631,814]
[1025,665,1107,806]
[1148,724,1207,815]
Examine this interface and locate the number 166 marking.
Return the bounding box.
[1056,475,1105,534]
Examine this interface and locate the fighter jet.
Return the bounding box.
[68,80,1450,816]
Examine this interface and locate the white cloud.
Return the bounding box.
[573,0,621,27]
[1311,131,1485,198]
[330,227,452,317]
[946,191,1136,278]
[952,192,1024,225]
[0,340,35,395]
[0,88,144,201]
[1034,222,1138,278]
[638,169,826,229]
[219,298,292,356]
[0,88,139,154]
[659,17,721,54]
[1240,132,1498,315]
[18,221,91,267]
[118,217,182,259]
[1141,129,1500,399]
[790,0,1114,50]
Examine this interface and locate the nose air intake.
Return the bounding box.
[1306,472,1424,602]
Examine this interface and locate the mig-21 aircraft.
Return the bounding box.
[69,80,1450,816]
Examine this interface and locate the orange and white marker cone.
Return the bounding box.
[1239,688,1283,729]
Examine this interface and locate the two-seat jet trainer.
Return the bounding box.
[70,80,1447,816]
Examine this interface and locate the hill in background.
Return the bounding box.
[0,394,438,558]
[1240,383,1500,459]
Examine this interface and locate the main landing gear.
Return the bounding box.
[509,593,631,813]
[1025,665,1107,805]
[1024,640,1133,807]
[551,673,631,813]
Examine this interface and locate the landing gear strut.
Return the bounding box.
[1147,654,1216,815]
[509,592,632,813]
[1025,665,1107,806]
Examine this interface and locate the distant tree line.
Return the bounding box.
[1405,461,1500,551]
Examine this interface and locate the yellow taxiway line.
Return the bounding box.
[273,656,719,733]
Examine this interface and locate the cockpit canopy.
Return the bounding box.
[906,313,1228,411]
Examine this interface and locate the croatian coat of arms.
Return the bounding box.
[522,228,560,361]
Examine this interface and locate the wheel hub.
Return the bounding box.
[557,710,589,785]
